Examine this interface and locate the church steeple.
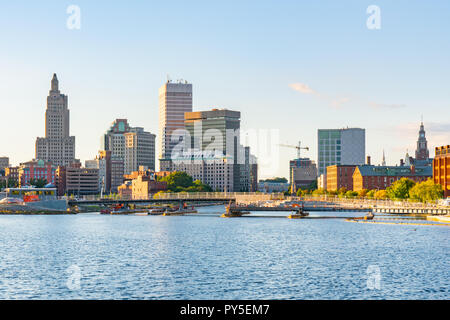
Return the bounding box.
[415,119,429,161]
[382,149,386,166]
[51,73,59,92]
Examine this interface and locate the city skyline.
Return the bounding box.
[1,1,449,179]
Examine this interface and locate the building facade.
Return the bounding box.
[433,145,450,198]
[101,119,155,175]
[326,165,357,192]
[317,174,327,190]
[5,167,19,183]
[18,160,56,187]
[132,176,168,200]
[85,152,109,194]
[353,165,432,191]
[56,163,99,196]
[0,157,9,171]
[161,109,257,192]
[36,74,76,166]
[258,182,290,193]
[317,128,365,176]
[158,81,193,165]
[289,158,317,192]
[124,128,156,173]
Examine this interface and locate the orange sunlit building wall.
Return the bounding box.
[433,145,450,198]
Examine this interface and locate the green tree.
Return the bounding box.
[386,178,415,200]
[306,180,318,191]
[312,188,326,196]
[0,178,18,189]
[160,171,193,191]
[337,187,348,195]
[159,171,213,193]
[409,179,443,203]
[357,189,369,198]
[29,178,48,188]
[261,177,288,183]
[366,190,376,199]
[327,189,337,196]
[345,190,358,198]
[296,188,308,197]
[374,190,387,200]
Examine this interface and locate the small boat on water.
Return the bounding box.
[162,207,198,216]
[134,212,149,216]
[148,208,165,215]
[351,212,374,221]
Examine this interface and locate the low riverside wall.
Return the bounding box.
[26,199,68,211]
[0,199,69,214]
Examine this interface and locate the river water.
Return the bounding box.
[0,205,448,299]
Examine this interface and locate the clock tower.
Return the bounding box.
[415,121,429,161]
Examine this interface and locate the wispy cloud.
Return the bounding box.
[289,82,350,108]
[369,102,407,109]
[289,83,317,95]
[331,97,350,109]
[289,82,408,112]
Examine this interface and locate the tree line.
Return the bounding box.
[295,178,443,203]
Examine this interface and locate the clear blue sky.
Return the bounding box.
[1,0,449,178]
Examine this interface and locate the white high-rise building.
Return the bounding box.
[158,81,193,166]
[317,128,365,176]
[36,74,76,166]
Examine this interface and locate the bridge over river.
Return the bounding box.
[69,192,374,217]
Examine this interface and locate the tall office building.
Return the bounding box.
[124,128,156,173]
[317,128,365,176]
[158,80,193,165]
[36,74,76,166]
[101,119,131,160]
[161,109,257,192]
[101,119,155,175]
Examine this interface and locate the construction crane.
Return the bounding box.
[279,141,309,159]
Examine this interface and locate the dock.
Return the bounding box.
[222,205,308,218]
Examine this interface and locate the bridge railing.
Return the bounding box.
[67,192,285,202]
[288,195,447,210]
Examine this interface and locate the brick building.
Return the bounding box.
[433,145,450,198]
[18,159,56,187]
[56,163,99,196]
[353,165,432,191]
[326,165,356,191]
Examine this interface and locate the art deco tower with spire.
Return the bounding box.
[35,74,76,166]
[415,120,429,161]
